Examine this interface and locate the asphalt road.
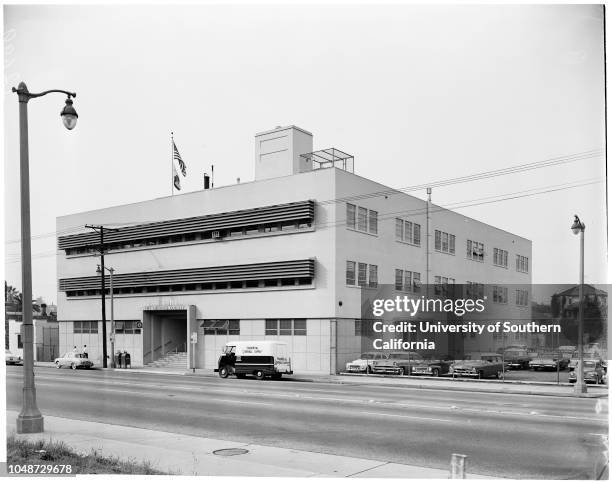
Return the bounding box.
[6,366,608,479]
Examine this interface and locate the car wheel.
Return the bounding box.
[254,370,265,380]
[219,366,229,378]
[366,366,372,374]
[70,362,77,370]
[496,370,502,379]
[55,361,61,369]
[431,368,440,377]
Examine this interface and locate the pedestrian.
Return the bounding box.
[82,344,88,358]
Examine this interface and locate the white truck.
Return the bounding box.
[215,340,293,380]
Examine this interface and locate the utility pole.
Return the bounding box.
[85,225,118,368]
[426,187,432,297]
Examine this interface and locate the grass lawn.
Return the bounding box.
[7,434,166,474]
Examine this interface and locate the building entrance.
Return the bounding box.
[142,310,188,367]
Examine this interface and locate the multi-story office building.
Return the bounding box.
[56,126,532,374]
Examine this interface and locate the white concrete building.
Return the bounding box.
[56,126,532,374]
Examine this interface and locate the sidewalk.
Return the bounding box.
[6,410,488,478]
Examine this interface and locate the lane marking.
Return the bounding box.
[359,411,453,423]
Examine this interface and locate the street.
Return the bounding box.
[6,366,608,479]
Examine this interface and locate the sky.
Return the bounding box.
[3,4,607,305]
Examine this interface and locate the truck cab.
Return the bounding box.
[215,340,293,380]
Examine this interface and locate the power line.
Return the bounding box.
[3,148,602,244]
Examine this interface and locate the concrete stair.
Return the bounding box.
[145,351,188,369]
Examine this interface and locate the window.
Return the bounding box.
[516,255,529,273]
[202,319,240,335]
[492,286,508,304]
[412,272,421,293]
[346,261,356,285]
[348,260,379,289]
[368,265,378,288]
[293,319,306,335]
[434,230,455,254]
[396,218,421,246]
[467,240,484,262]
[357,207,368,232]
[265,319,307,336]
[348,203,378,235]
[404,271,412,292]
[73,321,98,334]
[515,289,529,306]
[355,319,362,336]
[368,210,378,235]
[395,269,403,291]
[346,203,356,229]
[466,282,484,300]
[17,334,23,348]
[493,248,508,268]
[265,319,277,335]
[114,320,141,334]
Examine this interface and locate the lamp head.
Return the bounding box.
[60,96,78,130]
[571,215,584,235]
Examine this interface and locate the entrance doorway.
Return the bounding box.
[143,310,188,366]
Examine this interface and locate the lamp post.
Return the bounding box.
[571,215,587,395]
[12,82,77,433]
[97,265,115,368]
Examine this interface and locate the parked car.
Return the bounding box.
[54,352,94,370]
[411,354,454,377]
[345,352,388,374]
[529,353,567,371]
[372,352,424,375]
[569,359,606,384]
[450,352,505,379]
[5,349,22,365]
[568,351,601,371]
[502,348,531,369]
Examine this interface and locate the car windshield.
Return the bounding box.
[583,361,596,368]
[360,353,375,359]
[75,353,87,358]
[389,353,406,359]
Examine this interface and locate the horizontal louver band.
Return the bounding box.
[58,200,315,250]
[59,259,315,292]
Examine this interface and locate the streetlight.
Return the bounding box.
[96,265,115,368]
[571,215,587,395]
[12,82,78,433]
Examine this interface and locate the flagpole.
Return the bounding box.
[171,131,174,196]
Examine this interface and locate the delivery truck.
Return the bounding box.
[215,340,293,380]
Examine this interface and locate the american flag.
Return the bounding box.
[173,140,187,176]
[173,164,181,190]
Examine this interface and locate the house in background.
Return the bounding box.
[7,300,59,362]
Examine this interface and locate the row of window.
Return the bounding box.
[64,220,313,256]
[346,204,378,235]
[394,269,422,292]
[265,319,307,336]
[72,320,141,334]
[347,204,529,273]
[65,277,313,297]
[396,219,421,246]
[435,230,456,254]
[493,248,509,268]
[346,261,378,288]
[201,319,240,335]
